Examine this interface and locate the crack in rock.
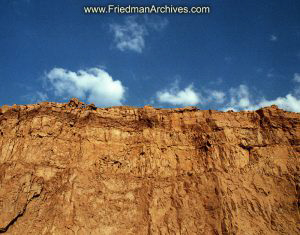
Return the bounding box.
[0,194,40,233]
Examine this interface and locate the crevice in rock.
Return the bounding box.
[239,143,253,151]
[0,193,40,233]
[0,210,25,233]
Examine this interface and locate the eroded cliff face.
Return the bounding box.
[0,99,299,235]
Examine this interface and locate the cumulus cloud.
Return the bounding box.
[157,82,201,106]
[257,95,300,112]
[156,81,226,106]
[110,16,168,53]
[156,73,300,112]
[224,81,300,112]
[45,67,125,107]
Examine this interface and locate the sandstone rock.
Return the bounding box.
[144,105,154,109]
[1,105,10,113]
[0,102,299,234]
[87,103,97,110]
[183,106,198,111]
[68,98,80,107]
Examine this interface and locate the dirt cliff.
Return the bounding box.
[0,99,299,234]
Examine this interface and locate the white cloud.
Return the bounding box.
[157,84,200,106]
[294,73,300,82]
[206,90,226,104]
[110,16,168,53]
[156,81,225,106]
[224,81,300,112]
[110,17,146,53]
[257,95,300,112]
[45,67,125,107]
[270,34,278,41]
[227,85,253,109]
[156,73,300,112]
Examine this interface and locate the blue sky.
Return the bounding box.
[1,0,300,111]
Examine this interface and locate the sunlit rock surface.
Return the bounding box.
[0,99,299,234]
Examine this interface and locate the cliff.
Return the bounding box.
[0,99,299,234]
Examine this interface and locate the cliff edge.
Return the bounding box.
[0,99,299,234]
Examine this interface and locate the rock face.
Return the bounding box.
[0,100,299,234]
